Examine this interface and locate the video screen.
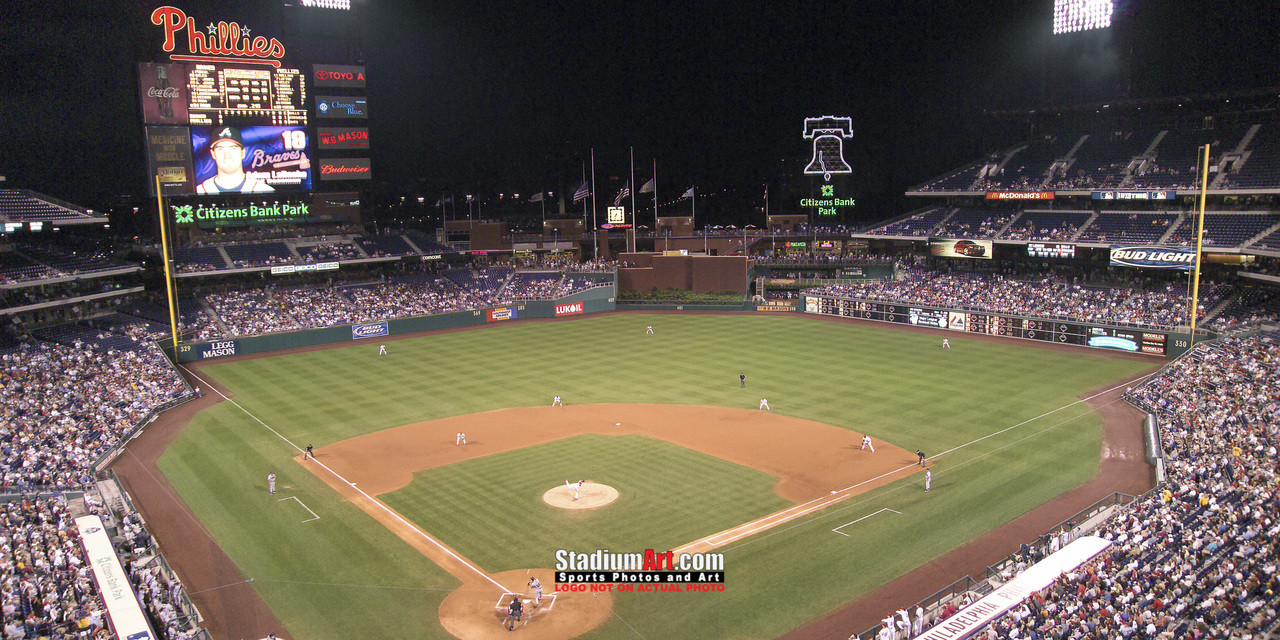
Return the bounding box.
[191,125,312,194]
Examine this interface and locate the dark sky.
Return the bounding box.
[0,0,1275,224]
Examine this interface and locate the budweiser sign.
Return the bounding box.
[150,6,286,67]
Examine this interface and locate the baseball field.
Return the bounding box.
[142,313,1156,640]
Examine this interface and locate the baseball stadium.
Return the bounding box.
[1,2,1278,640]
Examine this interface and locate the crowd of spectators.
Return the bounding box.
[871,333,1280,640]
[807,267,1222,330]
[0,340,191,488]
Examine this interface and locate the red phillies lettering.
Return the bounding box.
[150,6,286,62]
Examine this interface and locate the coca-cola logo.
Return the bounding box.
[147,86,181,98]
[150,6,286,67]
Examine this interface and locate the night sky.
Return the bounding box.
[0,0,1275,227]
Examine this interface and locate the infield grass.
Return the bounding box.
[157,313,1156,640]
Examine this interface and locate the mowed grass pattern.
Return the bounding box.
[382,434,792,571]
[158,314,1156,640]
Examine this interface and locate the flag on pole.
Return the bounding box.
[639,178,655,194]
[680,186,695,199]
[572,180,590,203]
[613,181,630,206]
[529,192,544,202]
[434,197,443,207]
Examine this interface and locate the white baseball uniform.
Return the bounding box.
[379,344,387,355]
[267,473,276,494]
[942,339,950,349]
[530,578,543,605]
[565,479,583,500]
[759,398,770,411]
[645,325,653,334]
[552,395,562,406]
[862,435,875,452]
[456,432,466,446]
[925,469,932,492]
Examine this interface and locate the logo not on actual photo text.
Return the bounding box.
[553,548,726,593]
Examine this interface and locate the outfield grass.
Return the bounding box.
[158,314,1156,640]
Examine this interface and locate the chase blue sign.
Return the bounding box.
[351,321,389,340]
[316,97,368,119]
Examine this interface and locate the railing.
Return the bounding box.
[849,575,984,640]
[983,491,1139,583]
[102,469,211,640]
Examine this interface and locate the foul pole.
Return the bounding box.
[1187,144,1210,345]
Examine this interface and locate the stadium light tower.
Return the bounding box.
[1053,0,1114,34]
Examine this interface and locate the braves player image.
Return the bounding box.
[564,479,583,500]
[196,127,275,194]
[505,595,523,630]
[861,435,875,452]
[529,577,543,606]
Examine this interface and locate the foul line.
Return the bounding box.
[180,365,512,595]
[676,373,1153,554]
[831,508,900,537]
[278,496,320,523]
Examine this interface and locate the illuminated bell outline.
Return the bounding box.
[803,116,854,181]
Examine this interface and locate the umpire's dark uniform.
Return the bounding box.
[507,597,523,630]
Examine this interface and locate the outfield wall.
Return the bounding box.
[802,294,1197,357]
[172,287,616,363]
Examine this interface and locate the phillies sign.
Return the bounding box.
[150,6,286,67]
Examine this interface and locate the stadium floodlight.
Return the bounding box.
[1053,0,1114,34]
[286,0,352,10]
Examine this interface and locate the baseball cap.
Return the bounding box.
[209,127,244,149]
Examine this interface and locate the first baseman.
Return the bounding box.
[267,472,276,494]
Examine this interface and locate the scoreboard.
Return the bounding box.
[186,64,307,126]
[1026,243,1076,259]
[804,295,1172,355]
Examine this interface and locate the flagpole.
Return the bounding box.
[653,159,658,240]
[590,148,598,260]
[628,147,637,253]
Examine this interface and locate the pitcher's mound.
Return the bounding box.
[543,482,618,509]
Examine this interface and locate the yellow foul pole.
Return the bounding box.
[155,176,180,353]
[1187,144,1210,346]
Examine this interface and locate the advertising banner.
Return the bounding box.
[138,62,190,124]
[1092,190,1176,200]
[171,200,317,228]
[191,125,312,194]
[312,64,367,89]
[985,191,1054,200]
[487,307,517,322]
[908,307,950,328]
[1027,243,1076,259]
[929,238,993,259]
[316,96,368,119]
[198,340,238,359]
[145,126,195,195]
[351,321,389,340]
[271,262,338,274]
[1109,246,1195,270]
[76,516,156,640]
[318,158,372,181]
[317,127,370,150]
[554,302,584,317]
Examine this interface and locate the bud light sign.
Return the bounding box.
[351,321,389,340]
[1109,246,1196,270]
